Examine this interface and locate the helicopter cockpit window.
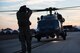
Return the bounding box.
[40,15,57,20]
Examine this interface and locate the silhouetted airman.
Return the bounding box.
[16,5,32,53]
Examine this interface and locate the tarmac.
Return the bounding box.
[0,32,80,53]
[32,32,80,53]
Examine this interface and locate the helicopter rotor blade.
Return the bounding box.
[0,9,46,12]
[32,9,49,12]
[32,7,59,12]
[0,10,18,12]
[58,6,80,10]
[32,6,80,12]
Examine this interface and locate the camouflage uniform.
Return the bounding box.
[16,5,32,53]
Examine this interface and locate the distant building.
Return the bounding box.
[0,28,19,35]
[63,25,80,31]
[63,25,72,29]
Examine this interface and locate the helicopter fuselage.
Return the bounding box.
[34,14,67,41]
[37,14,61,35]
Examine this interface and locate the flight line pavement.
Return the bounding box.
[0,32,80,53]
[32,32,80,53]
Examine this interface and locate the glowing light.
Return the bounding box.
[52,41,60,43]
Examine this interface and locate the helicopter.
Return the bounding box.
[32,6,80,41]
[33,7,67,41]
[0,6,80,42]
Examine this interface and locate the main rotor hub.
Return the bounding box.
[46,7,58,15]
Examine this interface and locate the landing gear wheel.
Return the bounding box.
[61,31,66,40]
[62,33,66,40]
[63,36,66,40]
[50,34,55,38]
[37,37,41,42]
